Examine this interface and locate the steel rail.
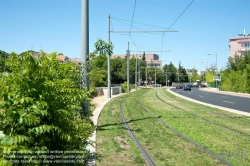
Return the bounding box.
[163,89,250,125]
[137,90,233,166]
[156,89,250,137]
[120,97,156,166]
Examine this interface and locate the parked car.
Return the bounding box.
[201,84,207,87]
[183,84,191,91]
[176,84,183,89]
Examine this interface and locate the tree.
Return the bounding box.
[0,52,94,165]
[0,50,9,73]
[88,39,113,88]
[110,57,126,84]
[142,52,146,62]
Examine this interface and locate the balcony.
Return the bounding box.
[237,47,250,52]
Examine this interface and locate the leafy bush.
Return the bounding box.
[0,52,94,165]
[121,82,135,93]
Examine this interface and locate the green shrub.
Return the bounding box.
[121,82,136,93]
[0,52,94,165]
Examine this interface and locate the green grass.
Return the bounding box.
[96,88,250,165]
[96,95,147,166]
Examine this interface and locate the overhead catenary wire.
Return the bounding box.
[129,0,137,36]
[112,17,175,30]
[160,0,195,53]
[129,0,140,52]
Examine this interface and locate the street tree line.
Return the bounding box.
[220,53,250,93]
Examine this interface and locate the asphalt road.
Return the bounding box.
[170,88,250,113]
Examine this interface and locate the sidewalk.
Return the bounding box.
[87,93,125,166]
[199,87,250,98]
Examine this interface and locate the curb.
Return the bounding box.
[199,88,250,98]
[167,88,250,116]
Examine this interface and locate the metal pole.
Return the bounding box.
[138,59,140,87]
[178,70,179,83]
[216,53,217,73]
[154,64,156,87]
[166,68,167,87]
[108,15,111,98]
[127,42,130,93]
[135,54,137,90]
[81,0,89,88]
[81,0,89,114]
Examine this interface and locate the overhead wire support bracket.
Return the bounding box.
[130,51,171,52]
[110,30,178,33]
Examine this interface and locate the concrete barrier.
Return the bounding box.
[99,87,121,96]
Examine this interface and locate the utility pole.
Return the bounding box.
[127,42,130,93]
[154,64,156,87]
[178,70,179,83]
[135,54,137,90]
[81,0,89,114]
[146,66,147,87]
[138,59,140,87]
[108,15,111,98]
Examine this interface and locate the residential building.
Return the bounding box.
[229,30,250,58]
[185,69,193,75]
[111,53,162,68]
[56,55,69,63]
[69,58,81,64]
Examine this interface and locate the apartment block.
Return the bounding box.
[229,30,250,58]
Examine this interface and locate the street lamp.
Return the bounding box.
[207,53,217,73]
[208,53,218,88]
[201,61,208,70]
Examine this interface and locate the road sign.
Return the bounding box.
[213,76,221,81]
[218,73,221,79]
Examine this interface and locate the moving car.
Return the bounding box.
[176,84,183,89]
[183,84,191,91]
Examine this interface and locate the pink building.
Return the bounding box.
[229,31,250,58]
[111,54,162,68]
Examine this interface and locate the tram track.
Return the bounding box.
[120,96,156,166]
[137,90,233,166]
[155,89,250,138]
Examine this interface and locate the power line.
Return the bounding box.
[160,0,195,53]
[129,0,140,52]
[112,18,169,35]
[129,0,137,36]
[112,17,175,30]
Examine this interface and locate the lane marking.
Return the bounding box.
[199,95,203,97]
[223,101,235,104]
[222,96,228,98]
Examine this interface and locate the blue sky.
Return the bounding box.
[1,0,249,72]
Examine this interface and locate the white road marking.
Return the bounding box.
[223,101,235,104]
[199,95,203,97]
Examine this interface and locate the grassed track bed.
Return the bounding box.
[96,88,250,165]
[142,88,250,165]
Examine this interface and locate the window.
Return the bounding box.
[245,43,250,48]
